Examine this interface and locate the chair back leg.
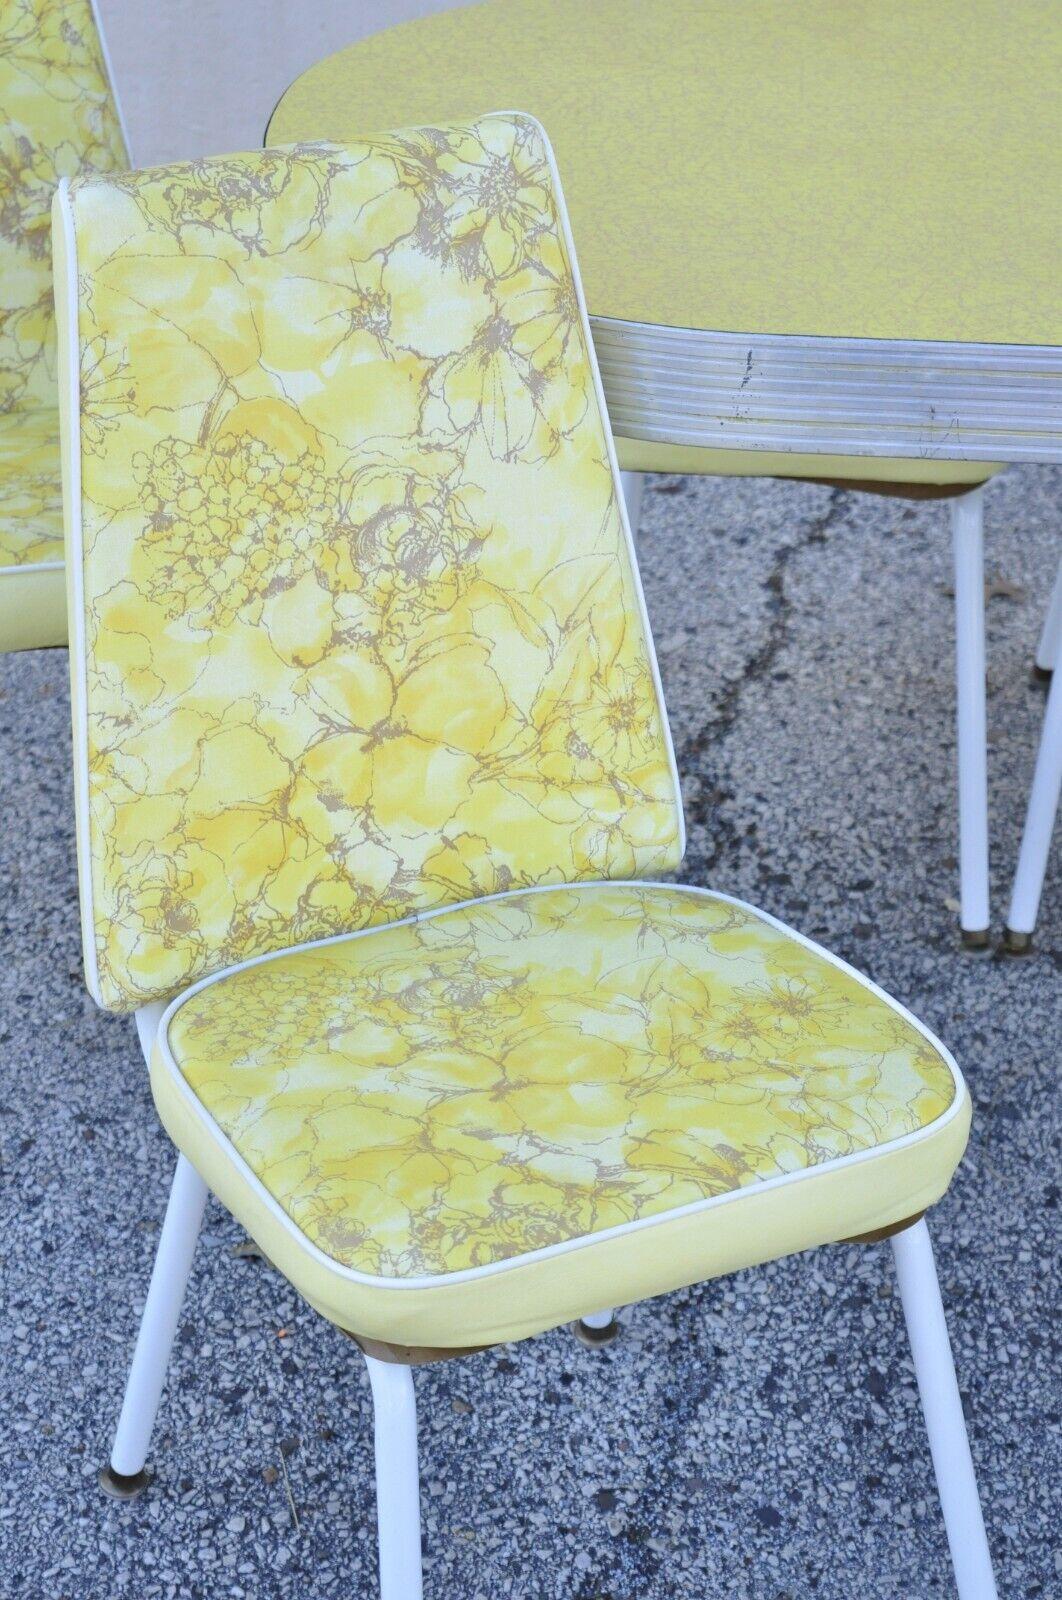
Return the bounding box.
[890,1220,998,1599]
[364,1354,423,1600]
[951,488,991,946]
[101,1153,207,1496]
[574,1305,620,1346]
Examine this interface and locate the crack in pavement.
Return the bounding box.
[677,488,845,865]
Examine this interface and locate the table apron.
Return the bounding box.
[593,320,1062,464]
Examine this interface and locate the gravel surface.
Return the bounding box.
[0,465,1058,1599]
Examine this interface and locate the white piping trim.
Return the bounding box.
[57,178,103,1006]
[0,561,65,575]
[88,0,132,165]
[156,878,966,1293]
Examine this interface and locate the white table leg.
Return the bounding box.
[1033,553,1062,679]
[620,470,644,539]
[952,489,991,946]
[1004,620,1062,950]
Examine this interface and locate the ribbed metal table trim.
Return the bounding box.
[591,320,1062,463]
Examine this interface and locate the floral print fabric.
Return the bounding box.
[68,117,682,1011]
[0,407,62,567]
[166,885,957,1279]
[1,0,126,417]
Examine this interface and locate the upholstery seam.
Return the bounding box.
[57,179,103,1005]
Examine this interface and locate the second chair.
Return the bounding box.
[0,0,128,652]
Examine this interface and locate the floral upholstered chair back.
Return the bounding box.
[1,0,127,415]
[55,117,684,1014]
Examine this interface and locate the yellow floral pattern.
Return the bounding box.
[68,117,682,1011]
[166,885,957,1278]
[0,407,62,566]
[1,0,127,415]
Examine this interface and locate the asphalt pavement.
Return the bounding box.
[0,463,1058,1598]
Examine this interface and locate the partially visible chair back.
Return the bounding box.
[0,0,127,650]
[54,116,684,1014]
[1,0,128,414]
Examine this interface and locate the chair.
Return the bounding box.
[0,0,128,652]
[55,116,997,1598]
[1003,553,1062,950]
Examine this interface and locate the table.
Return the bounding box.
[268,0,1062,946]
[268,0,1062,475]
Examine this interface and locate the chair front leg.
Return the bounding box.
[100,1153,208,1497]
[890,1220,997,1599]
[364,1354,423,1600]
[951,489,991,947]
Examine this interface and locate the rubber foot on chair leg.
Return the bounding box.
[1002,927,1034,955]
[959,926,991,953]
[573,1316,620,1349]
[99,1464,152,1500]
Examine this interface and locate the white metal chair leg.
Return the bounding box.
[952,489,991,946]
[99,1154,208,1498]
[891,1221,997,1599]
[1004,625,1062,950]
[620,470,644,538]
[1033,553,1062,679]
[364,1355,423,1600]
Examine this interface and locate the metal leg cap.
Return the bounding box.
[99,1464,152,1500]
[959,926,991,953]
[572,1316,620,1349]
[1002,927,1034,955]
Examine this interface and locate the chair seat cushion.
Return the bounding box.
[0,409,66,650]
[151,883,969,1347]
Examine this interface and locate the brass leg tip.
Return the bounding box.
[960,926,991,953]
[573,1316,620,1349]
[99,1465,152,1500]
[1002,927,1034,955]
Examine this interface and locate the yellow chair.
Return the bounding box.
[0,0,127,651]
[55,119,996,1598]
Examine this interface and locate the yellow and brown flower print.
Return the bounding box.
[0,407,62,566]
[1,0,126,416]
[165,885,957,1278]
[67,115,682,1011]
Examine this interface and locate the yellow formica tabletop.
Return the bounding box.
[269,0,1062,471]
